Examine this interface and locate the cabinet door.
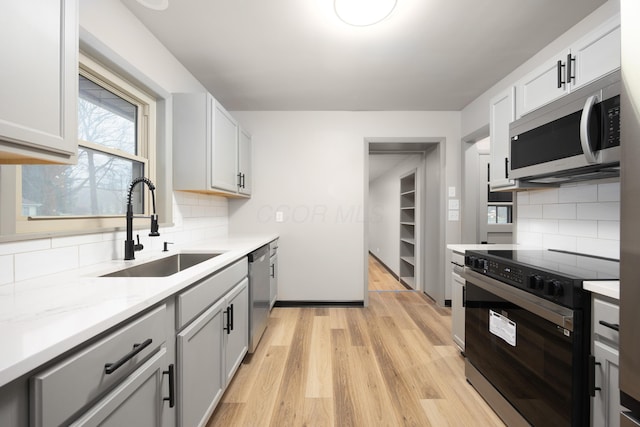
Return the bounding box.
[177,299,225,427]
[224,278,249,384]
[489,87,516,189]
[69,348,169,427]
[238,127,252,196]
[451,270,465,352]
[572,15,621,90]
[211,101,238,192]
[593,341,620,427]
[0,0,77,164]
[516,50,569,117]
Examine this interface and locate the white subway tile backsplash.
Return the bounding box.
[577,237,620,260]
[15,246,79,282]
[516,231,543,248]
[52,233,103,248]
[558,220,598,238]
[79,240,118,267]
[543,204,576,220]
[577,202,620,221]
[542,234,577,252]
[598,182,620,202]
[598,221,620,241]
[518,204,543,219]
[0,255,13,285]
[529,219,559,234]
[0,239,50,256]
[529,188,559,204]
[517,191,530,205]
[559,184,598,203]
[517,183,620,259]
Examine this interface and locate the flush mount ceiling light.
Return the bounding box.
[135,0,169,11]
[334,0,397,26]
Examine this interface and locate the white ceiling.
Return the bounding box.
[120,0,607,111]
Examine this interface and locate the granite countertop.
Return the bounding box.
[0,234,277,388]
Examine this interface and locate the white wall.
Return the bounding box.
[516,182,620,259]
[368,154,423,275]
[229,111,461,302]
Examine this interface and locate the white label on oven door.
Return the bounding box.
[489,310,516,346]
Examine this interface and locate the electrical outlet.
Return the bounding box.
[275,211,284,222]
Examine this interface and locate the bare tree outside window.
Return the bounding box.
[22,74,145,217]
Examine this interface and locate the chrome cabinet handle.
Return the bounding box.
[580,94,599,164]
[104,338,153,374]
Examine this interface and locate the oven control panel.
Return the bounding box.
[464,253,582,309]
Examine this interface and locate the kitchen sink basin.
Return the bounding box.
[101,253,222,278]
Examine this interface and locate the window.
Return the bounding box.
[15,54,156,234]
[486,164,513,225]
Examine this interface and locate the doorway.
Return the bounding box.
[364,139,445,306]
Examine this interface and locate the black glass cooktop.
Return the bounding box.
[468,249,619,281]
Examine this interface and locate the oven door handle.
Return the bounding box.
[463,268,575,331]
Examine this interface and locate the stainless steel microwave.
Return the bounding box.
[509,70,620,184]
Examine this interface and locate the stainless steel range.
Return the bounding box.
[463,249,619,426]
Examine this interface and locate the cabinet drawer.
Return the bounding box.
[594,296,619,346]
[451,251,464,267]
[31,305,167,427]
[176,258,248,329]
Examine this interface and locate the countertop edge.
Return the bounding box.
[584,280,620,300]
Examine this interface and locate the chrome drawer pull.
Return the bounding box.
[599,320,619,332]
[104,338,153,374]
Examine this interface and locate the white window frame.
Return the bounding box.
[11,53,157,235]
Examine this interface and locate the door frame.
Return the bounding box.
[364,137,446,306]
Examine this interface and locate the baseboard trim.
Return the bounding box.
[274,300,364,308]
[368,251,400,281]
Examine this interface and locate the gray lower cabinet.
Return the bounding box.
[31,305,170,427]
[224,279,249,384]
[177,299,225,427]
[69,348,170,426]
[592,295,621,427]
[176,262,249,427]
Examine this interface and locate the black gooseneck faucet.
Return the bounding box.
[125,177,160,260]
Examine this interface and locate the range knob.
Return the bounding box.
[546,280,564,297]
[528,275,544,290]
[465,255,476,267]
[473,258,488,270]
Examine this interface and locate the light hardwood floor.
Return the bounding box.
[207,256,504,426]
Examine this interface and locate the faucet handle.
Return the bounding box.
[134,234,144,251]
[163,242,174,252]
[149,214,160,237]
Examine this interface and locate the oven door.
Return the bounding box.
[464,269,588,427]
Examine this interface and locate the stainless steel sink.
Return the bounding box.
[101,253,222,278]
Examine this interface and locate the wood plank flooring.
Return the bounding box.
[207,256,505,426]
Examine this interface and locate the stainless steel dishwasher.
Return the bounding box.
[248,245,270,353]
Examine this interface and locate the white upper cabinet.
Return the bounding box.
[211,101,239,193]
[237,127,252,196]
[572,15,621,89]
[516,49,569,118]
[173,93,251,197]
[489,87,516,190]
[516,14,620,118]
[0,0,78,164]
